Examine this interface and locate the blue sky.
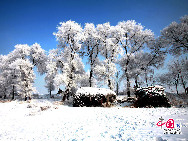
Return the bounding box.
[0,0,188,94]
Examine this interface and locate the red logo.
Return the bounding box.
[156,117,174,129]
[156,121,166,127]
[166,119,174,128]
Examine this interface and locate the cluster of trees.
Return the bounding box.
[158,57,188,94]
[158,15,188,94]
[53,20,163,97]
[0,15,187,100]
[0,44,47,100]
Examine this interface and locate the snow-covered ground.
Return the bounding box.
[0,99,188,141]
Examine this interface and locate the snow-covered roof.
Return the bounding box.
[137,85,165,90]
[154,85,165,90]
[136,85,165,95]
[76,87,116,96]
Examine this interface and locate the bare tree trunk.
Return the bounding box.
[89,69,93,87]
[145,72,148,87]
[50,90,52,98]
[186,87,188,95]
[107,63,113,90]
[180,75,186,94]
[116,71,119,95]
[89,56,93,87]
[175,77,179,95]
[125,58,130,97]
[108,79,113,90]
[105,49,113,90]
[65,63,74,100]
[176,74,179,95]
[116,82,119,95]
[175,83,179,95]
[126,73,131,97]
[3,94,6,99]
[3,88,6,99]
[12,85,15,100]
[124,35,131,97]
[64,52,75,101]
[25,95,27,101]
[135,77,138,88]
[108,76,113,90]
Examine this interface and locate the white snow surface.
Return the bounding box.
[0,99,188,141]
[76,87,116,96]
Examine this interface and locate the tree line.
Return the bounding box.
[0,15,187,100]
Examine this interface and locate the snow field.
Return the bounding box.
[0,100,188,141]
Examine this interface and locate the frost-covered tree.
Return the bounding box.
[169,58,188,94]
[6,44,32,99]
[161,15,188,56]
[8,44,30,62]
[0,44,37,100]
[179,58,188,93]
[0,58,35,100]
[96,23,123,90]
[126,51,154,87]
[9,58,36,100]
[78,71,91,87]
[158,57,188,94]
[81,23,100,87]
[6,43,47,75]
[115,71,120,95]
[45,49,58,97]
[53,48,86,96]
[117,20,154,97]
[135,37,167,87]
[45,73,56,97]
[129,38,167,88]
[54,20,85,96]
[0,50,24,99]
[30,43,48,75]
[0,55,11,99]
